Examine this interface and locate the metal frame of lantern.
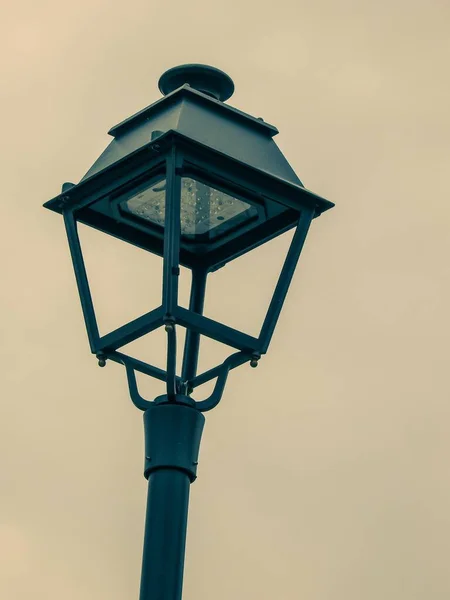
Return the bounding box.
[46,129,331,413]
[44,64,335,600]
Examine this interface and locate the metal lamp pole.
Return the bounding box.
[140,397,204,600]
[43,63,334,600]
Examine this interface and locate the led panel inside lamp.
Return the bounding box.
[122,177,257,241]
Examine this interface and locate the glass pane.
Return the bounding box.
[123,177,257,241]
[124,179,166,229]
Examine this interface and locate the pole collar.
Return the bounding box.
[143,400,205,482]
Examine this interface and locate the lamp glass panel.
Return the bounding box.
[122,177,257,240]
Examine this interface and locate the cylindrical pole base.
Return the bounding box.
[139,469,190,600]
[139,398,205,600]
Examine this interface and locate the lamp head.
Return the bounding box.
[43,64,334,409]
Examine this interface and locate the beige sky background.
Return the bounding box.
[1,0,450,598]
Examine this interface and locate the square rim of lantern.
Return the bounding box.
[44,131,334,271]
[115,172,267,247]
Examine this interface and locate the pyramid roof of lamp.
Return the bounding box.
[44,84,334,222]
[80,84,304,187]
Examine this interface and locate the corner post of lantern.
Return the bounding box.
[62,206,101,355]
[181,267,208,388]
[258,205,315,354]
[162,147,183,398]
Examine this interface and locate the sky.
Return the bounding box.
[1,0,450,598]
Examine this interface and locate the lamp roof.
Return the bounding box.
[79,71,304,188]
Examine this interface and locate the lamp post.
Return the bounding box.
[44,64,334,600]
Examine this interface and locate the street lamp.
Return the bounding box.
[44,64,334,600]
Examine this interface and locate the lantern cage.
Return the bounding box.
[44,65,334,411]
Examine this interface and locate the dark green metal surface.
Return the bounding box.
[140,469,190,600]
[140,399,204,600]
[43,63,335,600]
[158,64,235,102]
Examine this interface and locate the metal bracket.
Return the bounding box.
[106,349,253,413]
[187,351,253,412]
[125,361,153,411]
